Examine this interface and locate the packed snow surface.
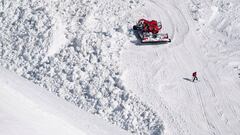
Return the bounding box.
[1,0,240,135]
[121,0,240,135]
[0,0,163,134]
[0,67,130,135]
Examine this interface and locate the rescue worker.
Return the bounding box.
[192,72,198,82]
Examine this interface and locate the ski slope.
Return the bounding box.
[0,67,130,135]
[121,0,240,135]
[1,0,240,135]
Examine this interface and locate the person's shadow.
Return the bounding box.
[183,78,192,82]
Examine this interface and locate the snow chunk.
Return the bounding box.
[47,15,67,56]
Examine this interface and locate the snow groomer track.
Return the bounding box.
[121,0,240,135]
[1,0,240,135]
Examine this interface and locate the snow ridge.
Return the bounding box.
[0,0,164,134]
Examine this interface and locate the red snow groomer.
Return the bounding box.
[133,19,171,43]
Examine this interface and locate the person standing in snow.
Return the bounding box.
[192,72,198,82]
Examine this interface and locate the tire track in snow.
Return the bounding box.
[176,27,240,135]
[150,0,189,45]
[175,40,229,135]
[194,82,222,135]
[121,0,192,134]
[1,0,166,134]
[158,0,240,135]
[196,61,240,135]
[174,27,232,134]
[122,0,240,135]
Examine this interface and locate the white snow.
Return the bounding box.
[47,15,67,56]
[0,0,163,134]
[121,0,240,135]
[1,0,240,135]
[0,67,130,135]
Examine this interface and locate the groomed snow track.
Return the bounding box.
[0,0,164,135]
[1,0,240,135]
[121,0,240,135]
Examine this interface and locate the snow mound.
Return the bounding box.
[0,0,164,134]
[0,67,130,135]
